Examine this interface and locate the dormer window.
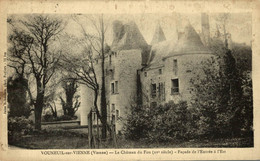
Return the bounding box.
[144,72,147,77]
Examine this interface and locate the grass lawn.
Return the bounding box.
[9,129,90,149]
[9,129,253,149]
[12,135,89,149]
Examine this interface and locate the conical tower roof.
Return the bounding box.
[150,23,166,45]
[111,21,148,51]
[165,23,212,59]
[146,39,176,66]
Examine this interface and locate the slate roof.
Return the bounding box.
[111,21,148,51]
[150,23,166,45]
[146,23,213,67]
[164,23,212,59]
[146,39,176,67]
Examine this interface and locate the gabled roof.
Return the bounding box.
[111,21,148,51]
[164,23,212,59]
[150,23,166,45]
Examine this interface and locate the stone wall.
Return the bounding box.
[109,49,142,132]
[80,49,143,132]
[141,53,216,107]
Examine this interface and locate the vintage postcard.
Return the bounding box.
[0,0,260,160]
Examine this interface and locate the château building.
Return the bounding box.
[79,13,229,133]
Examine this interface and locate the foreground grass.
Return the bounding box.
[9,129,89,149]
[12,135,89,149]
[9,129,253,149]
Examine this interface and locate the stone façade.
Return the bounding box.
[80,15,222,133]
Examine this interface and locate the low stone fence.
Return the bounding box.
[41,120,103,135]
[41,120,81,129]
[41,120,102,129]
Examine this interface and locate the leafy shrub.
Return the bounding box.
[188,54,253,138]
[8,116,33,143]
[124,101,191,142]
[148,101,192,142]
[42,113,78,122]
[7,76,31,118]
[124,105,152,140]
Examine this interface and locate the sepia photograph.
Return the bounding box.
[6,12,253,149]
[1,0,260,160]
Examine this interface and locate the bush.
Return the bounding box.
[148,101,192,142]
[124,105,152,140]
[7,76,31,118]
[42,114,78,122]
[124,101,191,142]
[188,54,253,138]
[8,116,33,144]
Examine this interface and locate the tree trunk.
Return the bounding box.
[66,87,74,117]
[94,88,106,130]
[136,70,142,105]
[67,100,74,117]
[50,104,57,118]
[101,78,107,139]
[100,15,107,140]
[34,92,44,130]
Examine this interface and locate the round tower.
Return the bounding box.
[163,23,215,104]
[141,22,216,107]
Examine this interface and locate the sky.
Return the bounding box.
[62,12,252,47]
[8,12,252,55]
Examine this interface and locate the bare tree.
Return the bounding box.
[71,14,109,139]
[214,13,230,48]
[7,15,65,130]
[7,25,35,105]
[42,74,62,119]
[60,42,102,123]
[44,90,58,118]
